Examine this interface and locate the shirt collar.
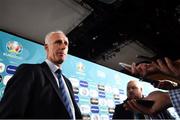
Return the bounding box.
[45,59,61,73]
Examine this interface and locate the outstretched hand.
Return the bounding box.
[152,57,180,79]
[124,91,172,116]
[124,57,180,80]
[124,62,158,77]
[153,80,179,90]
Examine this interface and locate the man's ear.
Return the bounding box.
[44,44,48,51]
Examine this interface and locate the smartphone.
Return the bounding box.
[136,99,154,108]
[119,62,131,68]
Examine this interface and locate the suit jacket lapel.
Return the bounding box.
[41,62,80,117]
[40,62,65,103]
[63,76,75,101]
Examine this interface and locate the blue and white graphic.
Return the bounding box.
[0,30,46,98]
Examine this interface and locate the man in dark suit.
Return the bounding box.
[113,80,145,119]
[0,30,82,119]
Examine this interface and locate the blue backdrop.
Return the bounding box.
[0,30,178,119]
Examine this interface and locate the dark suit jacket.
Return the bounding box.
[0,62,82,119]
[113,100,145,119]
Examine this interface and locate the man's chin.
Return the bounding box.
[57,60,64,64]
[53,59,64,65]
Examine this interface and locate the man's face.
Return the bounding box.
[45,32,69,66]
[127,81,142,100]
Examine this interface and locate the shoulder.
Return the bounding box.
[18,63,43,69]
[114,103,125,112]
[115,103,124,108]
[16,63,42,73]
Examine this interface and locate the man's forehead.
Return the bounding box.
[51,32,64,37]
[50,33,68,41]
[127,81,140,87]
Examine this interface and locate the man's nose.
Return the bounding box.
[60,43,67,50]
[129,88,133,92]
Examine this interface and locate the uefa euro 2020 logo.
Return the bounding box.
[6,41,23,54]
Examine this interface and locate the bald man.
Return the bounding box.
[113,80,145,119]
[113,80,173,119]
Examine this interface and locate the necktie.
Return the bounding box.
[56,69,73,119]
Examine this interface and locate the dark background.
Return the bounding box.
[68,0,180,62]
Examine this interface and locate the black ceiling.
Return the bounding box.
[67,0,180,61]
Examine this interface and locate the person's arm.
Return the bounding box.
[153,80,179,90]
[124,91,172,116]
[124,58,180,84]
[169,89,180,117]
[124,62,159,77]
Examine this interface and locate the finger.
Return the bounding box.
[156,59,166,70]
[157,58,172,74]
[124,65,132,72]
[136,64,147,76]
[136,65,143,75]
[165,57,177,73]
[152,61,160,70]
[123,103,129,110]
[141,64,148,76]
[131,63,137,74]
[126,100,140,113]
[147,63,158,73]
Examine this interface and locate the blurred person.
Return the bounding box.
[113,80,173,119]
[0,30,82,119]
[113,80,145,119]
